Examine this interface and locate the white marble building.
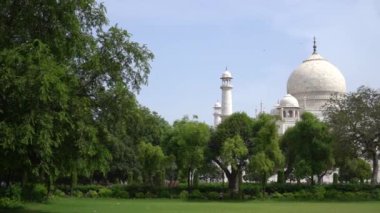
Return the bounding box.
[272,38,346,133]
[213,69,233,126]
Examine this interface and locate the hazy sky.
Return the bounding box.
[102,0,380,125]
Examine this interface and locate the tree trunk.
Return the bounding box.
[227,170,239,198]
[187,168,192,191]
[371,152,378,185]
[317,174,324,184]
[70,167,78,195]
[227,175,238,197]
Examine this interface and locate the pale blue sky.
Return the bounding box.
[102,0,380,125]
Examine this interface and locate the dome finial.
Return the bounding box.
[225,66,228,70]
[313,36,317,54]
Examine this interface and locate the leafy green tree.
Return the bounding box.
[0,41,70,185]
[0,0,155,189]
[163,118,210,189]
[324,86,380,184]
[209,113,283,196]
[339,158,371,183]
[137,141,166,186]
[248,114,284,185]
[280,112,334,184]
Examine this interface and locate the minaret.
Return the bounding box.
[220,68,233,120]
[213,101,222,127]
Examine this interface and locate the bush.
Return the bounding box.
[312,186,326,200]
[111,189,130,199]
[72,190,83,198]
[0,197,23,209]
[86,190,98,198]
[282,192,295,200]
[53,189,66,197]
[188,189,205,200]
[145,191,156,198]
[3,184,22,200]
[270,192,283,199]
[135,192,145,199]
[74,185,104,194]
[206,191,220,200]
[98,187,112,198]
[371,189,380,200]
[158,190,171,198]
[22,184,48,202]
[179,190,189,200]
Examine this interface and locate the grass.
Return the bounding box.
[3,198,380,213]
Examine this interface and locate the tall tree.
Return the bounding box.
[324,86,380,184]
[209,113,283,196]
[163,118,210,189]
[280,112,334,184]
[0,0,154,188]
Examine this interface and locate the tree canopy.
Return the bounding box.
[324,86,380,184]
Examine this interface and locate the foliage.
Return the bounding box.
[179,190,189,200]
[280,112,334,184]
[0,197,23,209]
[21,184,48,202]
[138,141,167,186]
[324,86,380,184]
[210,113,283,196]
[339,158,371,183]
[163,118,210,189]
[0,0,157,192]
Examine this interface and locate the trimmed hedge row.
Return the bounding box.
[54,183,380,201]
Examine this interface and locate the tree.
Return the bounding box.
[163,118,210,189]
[0,0,155,189]
[324,86,380,184]
[137,141,166,186]
[280,112,334,184]
[209,113,283,196]
[0,41,70,185]
[339,158,371,183]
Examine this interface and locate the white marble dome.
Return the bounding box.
[214,101,221,108]
[287,53,346,95]
[221,70,232,79]
[280,94,299,108]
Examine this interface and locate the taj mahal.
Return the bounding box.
[213,38,346,135]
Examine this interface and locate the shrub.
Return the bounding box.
[0,197,23,209]
[179,190,189,200]
[371,189,380,200]
[145,191,156,198]
[206,191,220,200]
[53,189,66,197]
[111,188,130,199]
[312,186,326,200]
[282,192,295,200]
[86,190,98,198]
[3,184,22,200]
[22,184,48,202]
[270,192,283,199]
[72,190,83,198]
[158,190,171,198]
[188,189,205,200]
[135,192,145,199]
[98,187,112,198]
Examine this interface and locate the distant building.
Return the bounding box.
[272,38,346,133]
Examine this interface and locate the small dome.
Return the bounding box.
[287,53,346,95]
[221,70,232,79]
[214,101,221,108]
[280,94,299,108]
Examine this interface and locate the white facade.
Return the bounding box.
[271,94,301,134]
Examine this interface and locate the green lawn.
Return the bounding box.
[5,198,380,213]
